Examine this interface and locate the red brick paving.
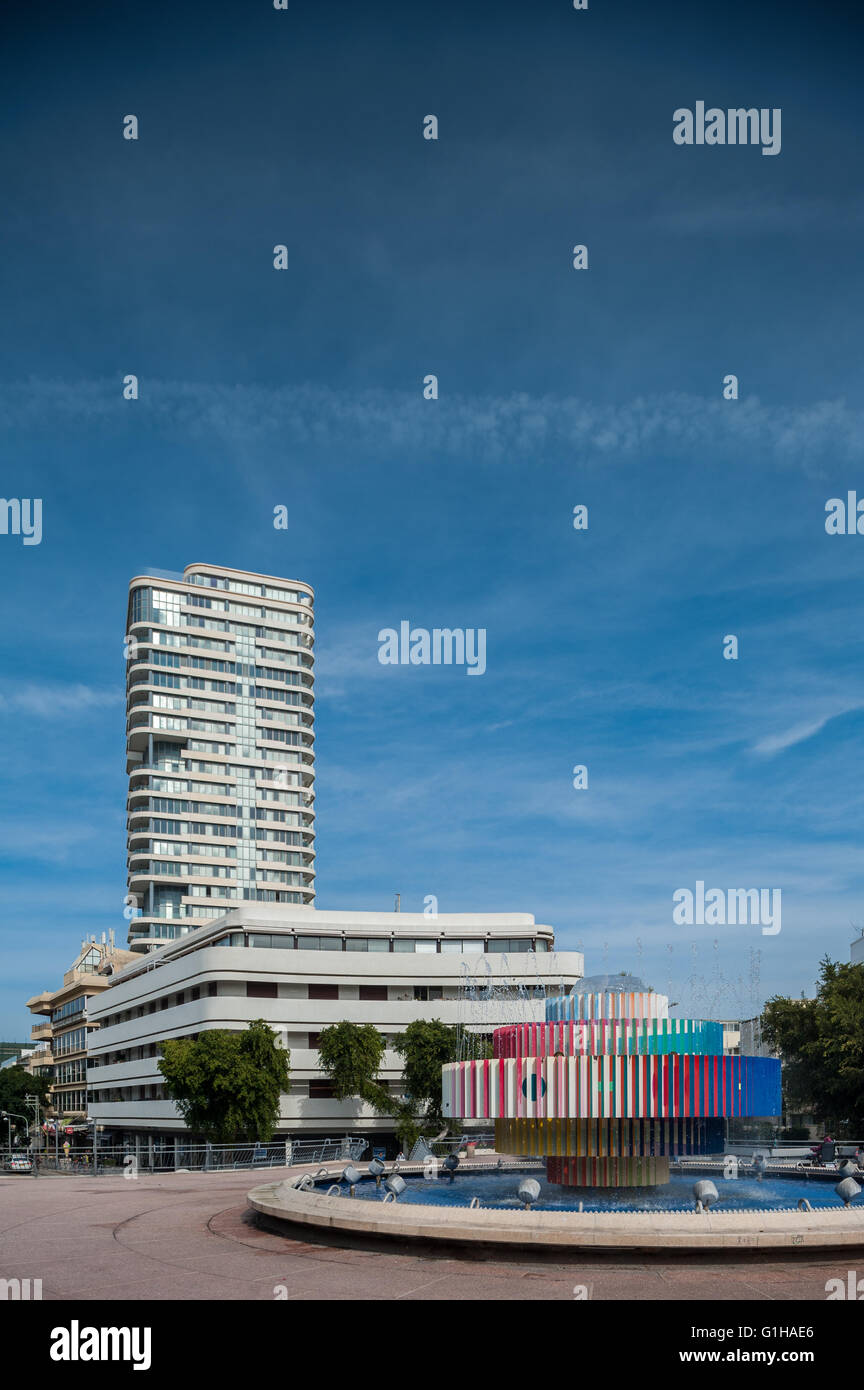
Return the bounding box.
[1,1168,860,1301]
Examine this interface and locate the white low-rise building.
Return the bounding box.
[87,906,584,1147]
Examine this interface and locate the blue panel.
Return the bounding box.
[741,1056,782,1116]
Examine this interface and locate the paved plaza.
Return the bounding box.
[1,1166,860,1301]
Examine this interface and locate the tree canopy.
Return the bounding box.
[317,1021,385,1102]
[0,1066,51,1139]
[761,956,864,1132]
[315,1017,468,1149]
[393,1019,461,1133]
[158,1020,290,1143]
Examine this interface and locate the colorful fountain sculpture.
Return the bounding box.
[442,982,782,1187]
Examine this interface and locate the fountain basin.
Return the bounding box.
[248,1165,864,1253]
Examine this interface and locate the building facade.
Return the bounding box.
[87,907,584,1147]
[25,934,138,1122]
[125,563,316,953]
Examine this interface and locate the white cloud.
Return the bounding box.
[750,705,862,757]
[2,378,863,473]
[0,683,121,718]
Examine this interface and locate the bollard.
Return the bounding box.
[835,1177,862,1208]
[693,1180,719,1210]
[518,1177,541,1210]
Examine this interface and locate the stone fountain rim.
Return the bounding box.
[247,1163,864,1253]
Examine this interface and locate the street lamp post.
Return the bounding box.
[23,1094,41,1176]
[0,1110,28,1154]
[85,1118,98,1173]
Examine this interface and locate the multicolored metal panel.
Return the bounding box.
[493,1019,724,1058]
[442,1054,781,1120]
[444,989,780,1187]
[546,991,668,1021]
[494,1117,726,1158]
[545,1156,670,1187]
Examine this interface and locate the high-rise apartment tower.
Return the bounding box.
[125,564,315,951]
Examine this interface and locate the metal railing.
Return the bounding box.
[288,1137,368,1167]
[1,1136,369,1176]
[418,1135,495,1158]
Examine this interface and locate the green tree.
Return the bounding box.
[316,1019,423,1144]
[315,1018,469,1150]
[392,1019,460,1133]
[387,1098,423,1153]
[317,1021,385,1102]
[0,1066,51,1140]
[761,956,864,1132]
[158,1020,290,1143]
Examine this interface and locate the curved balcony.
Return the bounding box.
[126,706,233,734]
[255,656,315,678]
[256,755,316,776]
[262,712,314,730]
[128,864,187,887]
[127,721,187,749]
[255,724,315,745]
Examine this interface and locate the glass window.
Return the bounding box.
[415,940,437,953]
[247,982,277,999]
[345,938,368,952]
[309,1081,335,1099]
[440,940,464,954]
[309,984,338,1000]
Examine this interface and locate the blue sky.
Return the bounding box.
[2,0,863,1035]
